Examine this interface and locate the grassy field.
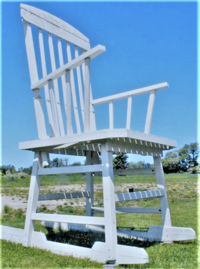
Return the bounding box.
[0,173,199,268]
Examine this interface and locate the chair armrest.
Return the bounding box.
[31,45,105,90]
[91,82,169,106]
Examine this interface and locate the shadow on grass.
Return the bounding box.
[45,226,158,249]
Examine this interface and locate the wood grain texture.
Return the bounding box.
[20,4,90,50]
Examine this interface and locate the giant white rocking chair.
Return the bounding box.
[0,4,196,267]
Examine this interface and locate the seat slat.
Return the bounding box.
[48,34,65,136]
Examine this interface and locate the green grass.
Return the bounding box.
[0,173,199,268]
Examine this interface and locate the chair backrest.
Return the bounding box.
[20,4,96,139]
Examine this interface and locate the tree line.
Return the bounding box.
[1,142,199,176]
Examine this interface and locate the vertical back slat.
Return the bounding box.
[80,48,96,131]
[23,21,47,139]
[66,42,81,133]
[65,71,73,135]
[38,29,56,137]
[126,96,132,129]
[48,33,65,136]
[109,101,114,129]
[75,46,85,123]
[48,80,60,136]
[144,90,156,134]
[57,38,69,135]
[84,58,90,132]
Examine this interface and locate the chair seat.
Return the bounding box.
[19,128,177,156]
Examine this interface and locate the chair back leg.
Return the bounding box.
[86,151,93,216]
[101,143,117,262]
[23,152,41,247]
[154,157,172,235]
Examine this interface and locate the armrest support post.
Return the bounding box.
[144,90,156,134]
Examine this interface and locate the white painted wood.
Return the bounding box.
[126,96,132,129]
[31,45,105,90]
[67,42,81,134]
[32,213,105,226]
[144,90,156,134]
[154,157,172,233]
[23,152,41,247]
[84,58,91,132]
[101,143,117,261]
[0,225,149,264]
[48,33,65,136]
[115,190,163,202]
[38,164,102,175]
[85,151,93,216]
[19,128,177,151]
[48,80,59,136]
[38,29,56,137]
[109,101,114,129]
[90,90,97,131]
[146,225,196,242]
[80,48,96,131]
[20,4,90,50]
[38,191,90,201]
[41,152,49,167]
[75,46,85,123]
[92,82,168,106]
[57,37,68,135]
[53,140,162,156]
[65,70,73,135]
[117,226,196,242]
[23,21,47,139]
[92,207,161,214]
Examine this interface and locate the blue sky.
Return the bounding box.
[0,1,198,169]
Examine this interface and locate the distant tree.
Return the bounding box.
[70,162,81,166]
[22,166,32,175]
[113,153,128,170]
[165,151,179,159]
[162,157,180,174]
[0,165,9,175]
[127,161,151,169]
[162,142,199,173]
[50,158,68,168]
[0,165,16,175]
[179,143,199,167]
